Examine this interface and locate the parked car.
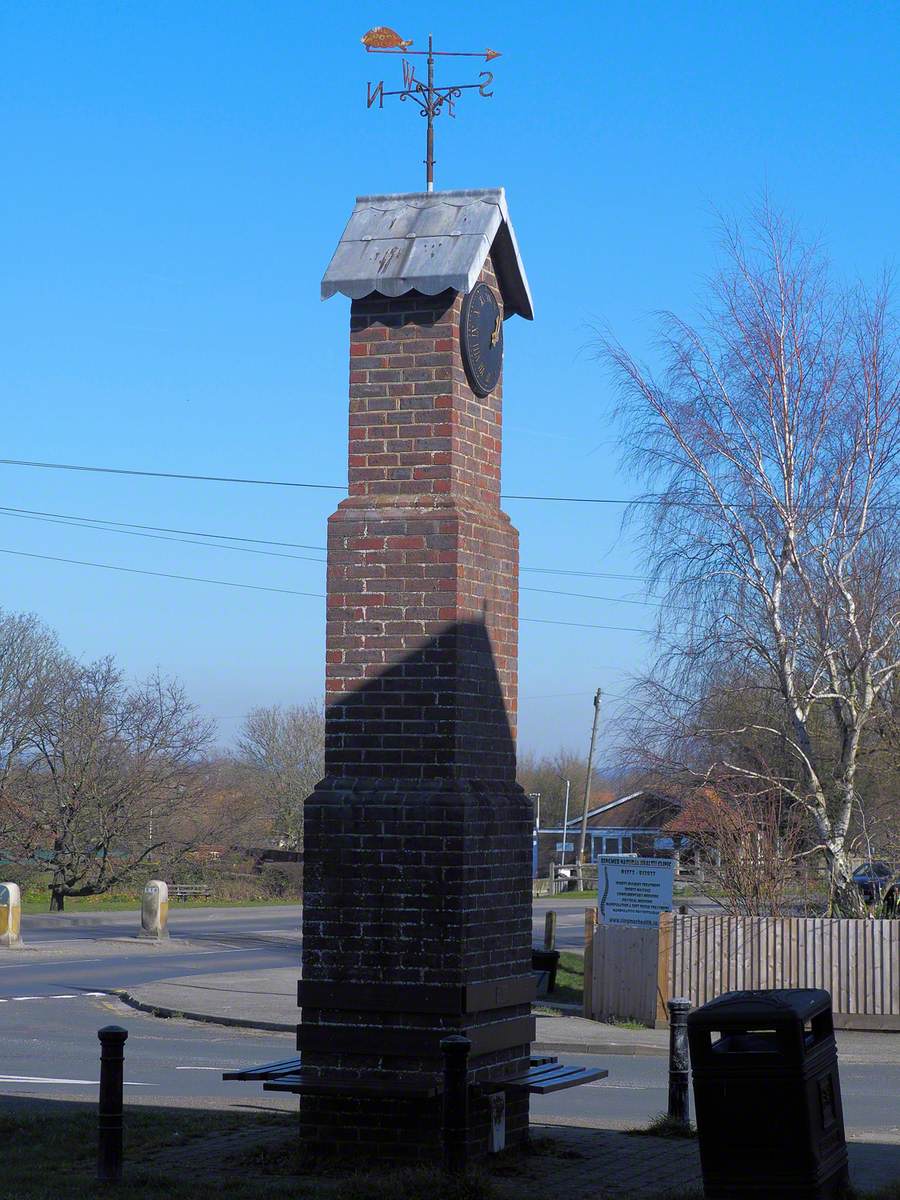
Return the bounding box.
[852,861,900,905]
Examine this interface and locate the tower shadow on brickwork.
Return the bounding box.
[301,619,533,1161]
[323,619,517,784]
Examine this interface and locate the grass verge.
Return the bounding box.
[627,1114,696,1139]
[4,1104,897,1200]
[0,1106,502,1200]
[547,950,584,1006]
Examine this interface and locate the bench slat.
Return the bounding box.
[223,1051,603,1096]
[263,1072,439,1098]
[516,1066,608,1094]
[222,1057,302,1081]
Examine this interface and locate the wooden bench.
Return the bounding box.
[224,1054,606,1097]
[169,884,212,902]
[480,1060,607,1094]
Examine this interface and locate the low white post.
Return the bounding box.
[0,883,23,948]
[140,880,169,939]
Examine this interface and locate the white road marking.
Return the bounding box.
[0,945,260,970]
[587,1082,659,1090]
[175,1066,228,1071]
[0,1075,152,1087]
[1,992,108,1002]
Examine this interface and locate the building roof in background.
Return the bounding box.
[562,790,679,831]
[320,188,534,319]
[662,787,736,834]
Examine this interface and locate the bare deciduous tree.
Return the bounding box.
[604,202,899,913]
[0,610,60,843]
[681,786,807,917]
[15,656,213,910]
[237,702,324,849]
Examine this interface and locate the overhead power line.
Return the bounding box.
[0,508,654,605]
[522,616,648,634]
[0,505,325,551]
[521,585,659,608]
[0,546,651,634]
[0,509,327,564]
[0,458,344,491]
[0,548,325,599]
[522,566,647,581]
[0,456,651,506]
[0,503,652,587]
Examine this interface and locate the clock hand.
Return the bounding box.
[490,311,502,348]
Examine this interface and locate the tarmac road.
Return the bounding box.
[21,894,723,956]
[9,902,898,1137]
[21,903,303,945]
[2,994,899,1138]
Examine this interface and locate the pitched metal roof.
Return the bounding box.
[321,188,534,320]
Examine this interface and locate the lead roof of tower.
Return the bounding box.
[320,188,533,320]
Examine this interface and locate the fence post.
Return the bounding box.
[440,1034,471,1175]
[583,906,598,1019]
[667,998,691,1124]
[543,910,557,951]
[98,1025,128,1182]
[656,910,674,1025]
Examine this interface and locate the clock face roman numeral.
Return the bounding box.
[460,282,502,397]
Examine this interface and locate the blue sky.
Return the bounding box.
[0,1,896,758]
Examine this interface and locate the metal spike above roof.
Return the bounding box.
[321,188,533,320]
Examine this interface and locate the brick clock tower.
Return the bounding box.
[300,189,535,1159]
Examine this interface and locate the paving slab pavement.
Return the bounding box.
[119,1110,900,1197]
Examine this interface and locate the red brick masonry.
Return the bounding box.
[301,252,533,1159]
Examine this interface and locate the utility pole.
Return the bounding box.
[559,779,571,866]
[576,689,602,885]
[528,792,541,831]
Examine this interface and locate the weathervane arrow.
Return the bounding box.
[361,27,503,191]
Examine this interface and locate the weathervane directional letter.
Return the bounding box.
[361,28,502,191]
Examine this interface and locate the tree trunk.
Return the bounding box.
[823,844,865,917]
[49,887,65,912]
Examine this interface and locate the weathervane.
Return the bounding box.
[362,27,501,192]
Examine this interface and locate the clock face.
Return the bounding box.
[460,282,503,397]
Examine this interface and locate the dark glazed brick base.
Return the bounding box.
[299,777,533,1159]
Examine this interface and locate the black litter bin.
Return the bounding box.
[687,989,848,1199]
[531,948,560,994]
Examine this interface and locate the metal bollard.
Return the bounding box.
[440,1034,471,1176]
[543,909,557,951]
[667,997,691,1124]
[98,1025,128,1182]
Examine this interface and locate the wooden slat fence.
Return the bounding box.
[589,923,661,1027]
[587,912,900,1030]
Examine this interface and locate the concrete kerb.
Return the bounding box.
[109,987,665,1053]
[110,989,295,1034]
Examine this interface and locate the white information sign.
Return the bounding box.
[597,855,675,928]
